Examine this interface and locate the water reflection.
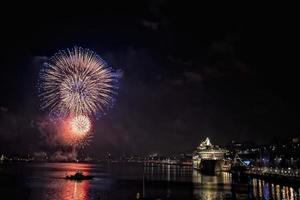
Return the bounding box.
[144,164,235,199]
[63,180,89,200]
[144,164,300,200]
[2,162,300,199]
[144,163,193,182]
[192,170,234,200]
[251,178,299,200]
[36,163,92,200]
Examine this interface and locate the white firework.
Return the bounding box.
[39,46,121,117]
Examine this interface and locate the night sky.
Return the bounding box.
[0,3,298,156]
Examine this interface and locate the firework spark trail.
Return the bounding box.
[39,47,121,117]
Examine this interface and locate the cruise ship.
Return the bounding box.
[193,137,231,172]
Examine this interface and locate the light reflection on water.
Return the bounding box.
[251,178,300,200]
[0,162,299,199]
[66,180,89,200]
[144,164,300,200]
[41,179,89,199]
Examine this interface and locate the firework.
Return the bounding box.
[59,115,93,148]
[38,46,121,117]
[70,115,91,135]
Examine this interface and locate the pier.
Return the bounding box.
[246,167,300,186]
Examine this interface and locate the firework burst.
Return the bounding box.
[59,115,93,148]
[38,46,121,117]
[70,115,92,135]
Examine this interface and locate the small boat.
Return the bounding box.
[65,171,94,180]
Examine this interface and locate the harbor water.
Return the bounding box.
[0,162,299,199]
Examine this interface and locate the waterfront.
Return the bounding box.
[0,162,299,199]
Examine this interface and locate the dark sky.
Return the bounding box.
[0,3,298,155]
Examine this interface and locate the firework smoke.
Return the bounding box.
[37,116,92,148]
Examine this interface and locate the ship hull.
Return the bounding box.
[193,159,231,173]
[201,160,222,173]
